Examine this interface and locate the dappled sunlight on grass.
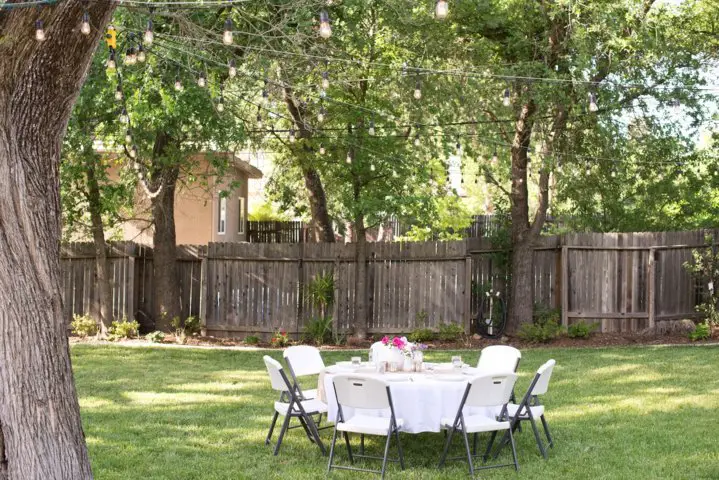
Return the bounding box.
[71,344,719,479]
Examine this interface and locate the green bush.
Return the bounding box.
[170,316,201,336]
[71,314,98,338]
[567,321,599,339]
[270,329,290,348]
[108,318,139,340]
[438,322,464,342]
[518,319,563,343]
[303,316,333,345]
[245,335,260,345]
[408,327,436,343]
[689,322,711,341]
[145,331,165,343]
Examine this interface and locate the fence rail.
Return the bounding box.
[60,229,717,337]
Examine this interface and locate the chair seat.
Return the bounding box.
[336,415,405,436]
[441,414,510,434]
[506,403,545,418]
[275,399,328,416]
[300,388,318,400]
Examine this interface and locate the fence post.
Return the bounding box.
[464,254,472,334]
[332,256,340,338]
[127,254,136,322]
[648,247,656,329]
[561,245,569,327]
[296,242,305,340]
[199,254,208,336]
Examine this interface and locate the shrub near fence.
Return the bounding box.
[59,229,717,337]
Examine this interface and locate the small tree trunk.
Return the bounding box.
[506,241,535,335]
[151,171,180,331]
[86,161,112,335]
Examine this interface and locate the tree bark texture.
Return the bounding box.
[150,135,180,331]
[0,2,116,479]
[86,161,112,334]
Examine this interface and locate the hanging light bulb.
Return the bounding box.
[289,128,296,143]
[262,78,269,102]
[369,119,375,136]
[319,10,332,39]
[174,76,183,91]
[456,140,462,156]
[319,144,326,155]
[144,19,154,46]
[435,0,449,19]
[130,145,138,159]
[80,11,91,35]
[370,163,376,172]
[491,149,498,164]
[256,108,263,130]
[346,152,352,164]
[137,44,146,63]
[611,168,616,178]
[502,88,511,107]
[414,134,420,147]
[115,84,123,101]
[217,96,225,112]
[228,59,237,78]
[106,50,116,69]
[197,71,206,88]
[35,19,46,42]
[125,47,136,65]
[125,129,133,145]
[318,105,326,123]
[414,79,422,100]
[589,92,598,112]
[321,71,330,90]
[119,108,129,124]
[585,162,591,176]
[222,18,234,45]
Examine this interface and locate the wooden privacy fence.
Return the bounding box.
[60,229,716,336]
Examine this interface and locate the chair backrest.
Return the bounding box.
[263,355,291,393]
[464,373,518,408]
[476,346,522,374]
[283,345,325,377]
[332,374,391,410]
[530,359,556,396]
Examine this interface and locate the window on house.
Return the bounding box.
[238,197,246,235]
[218,196,227,234]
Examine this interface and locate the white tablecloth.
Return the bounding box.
[321,367,492,434]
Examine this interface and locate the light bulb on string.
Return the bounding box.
[435,0,448,19]
[197,71,206,88]
[318,105,326,123]
[35,19,46,41]
[414,79,422,100]
[256,108,263,130]
[80,11,91,35]
[491,149,498,164]
[585,162,591,176]
[502,88,511,107]
[228,59,237,78]
[144,19,154,46]
[223,18,234,45]
[125,47,136,65]
[137,45,146,63]
[370,163,376,172]
[414,134,420,147]
[319,10,332,39]
[217,96,224,112]
[456,140,462,156]
[129,145,138,158]
[321,71,329,90]
[125,129,133,145]
[319,144,326,155]
[346,152,352,164]
[262,78,269,102]
[119,108,129,124]
[115,84,123,101]
[289,128,296,143]
[106,50,116,69]
[369,119,375,136]
[589,92,598,112]
[174,76,183,91]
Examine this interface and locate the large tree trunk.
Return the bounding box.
[86,160,112,335]
[151,167,180,331]
[0,2,115,478]
[302,167,335,242]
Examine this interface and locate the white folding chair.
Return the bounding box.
[283,345,325,400]
[438,373,519,477]
[328,374,405,479]
[495,359,556,459]
[263,355,327,456]
[476,345,522,374]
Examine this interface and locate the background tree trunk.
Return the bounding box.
[353,215,369,339]
[86,161,112,335]
[151,168,180,331]
[0,1,115,478]
[302,167,335,242]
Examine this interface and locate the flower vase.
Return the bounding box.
[403,357,413,372]
[388,347,405,369]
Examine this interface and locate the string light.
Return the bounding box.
[174,75,183,91]
[289,128,296,142]
[106,50,116,69]
[589,92,598,112]
[256,107,263,129]
[125,129,133,144]
[137,44,146,63]
[130,144,138,158]
[346,152,352,164]
[217,86,224,112]
[115,83,123,101]
[319,10,332,39]
[435,0,448,19]
[502,88,511,107]
[319,144,326,155]
[318,104,326,123]
[228,59,237,78]
[491,149,498,164]
[35,19,45,41]
[585,161,591,176]
[369,119,375,136]
[262,78,269,101]
[197,70,206,87]
[414,133,420,147]
[321,70,329,90]
[119,107,129,123]
[414,79,422,100]
[144,19,154,46]
[223,18,233,45]
[370,163,376,171]
[80,11,91,35]
[125,47,136,65]
[456,139,462,156]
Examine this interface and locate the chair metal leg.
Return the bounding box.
[462,430,475,476]
[483,430,498,462]
[360,434,365,455]
[394,428,405,470]
[273,413,292,456]
[343,432,354,464]
[304,412,326,455]
[265,411,279,445]
[438,427,456,468]
[540,414,554,448]
[472,432,478,456]
[380,430,393,480]
[529,416,548,459]
[508,427,520,472]
[327,427,339,473]
[297,414,314,441]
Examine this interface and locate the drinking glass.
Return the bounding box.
[451,355,462,370]
[351,356,361,367]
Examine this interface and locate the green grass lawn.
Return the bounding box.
[72,344,719,480]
